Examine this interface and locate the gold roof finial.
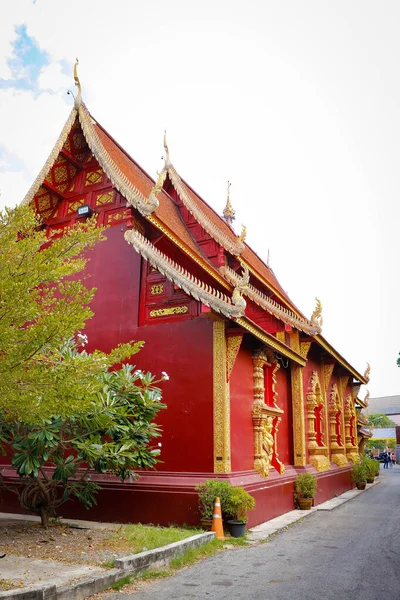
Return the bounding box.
[164,130,171,165]
[73,58,82,107]
[311,297,323,329]
[223,181,236,225]
[364,362,371,383]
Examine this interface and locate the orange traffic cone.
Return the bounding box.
[211,496,224,539]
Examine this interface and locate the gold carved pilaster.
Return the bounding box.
[226,334,243,381]
[329,384,348,467]
[344,393,360,464]
[252,348,284,477]
[306,371,330,472]
[213,321,231,473]
[291,364,306,466]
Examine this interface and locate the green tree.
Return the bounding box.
[0,203,135,422]
[0,357,166,526]
[367,414,396,428]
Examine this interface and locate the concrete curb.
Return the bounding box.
[0,532,215,600]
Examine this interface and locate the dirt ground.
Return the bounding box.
[0,518,132,566]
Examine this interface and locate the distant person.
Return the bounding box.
[383,453,389,469]
[392,452,396,465]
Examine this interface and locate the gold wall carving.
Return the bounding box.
[300,342,312,359]
[323,364,335,390]
[276,331,286,344]
[289,331,300,354]
[151,284,164,295]
[149,306,188,317]
[252,348,284,477]
[306,371,330,472]
[226,334,243,381]
[291,364,306,466]
[213,321,231,473]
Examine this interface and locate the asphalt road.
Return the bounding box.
[106,465,400,600]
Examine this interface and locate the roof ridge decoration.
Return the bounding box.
[157,134,245,256]
[364,362,371,383]
[73,58,82,108]
[23,63,158,217]
[311,298,323,330]
[124,228,248,319]
[221,264,321,335]
[223,181,235,225]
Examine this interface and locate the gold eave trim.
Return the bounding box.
[146,215,230,290]
[236,317,306,366]
[315,335,366,384]
[241,259,308,324]
[21,107,78,206]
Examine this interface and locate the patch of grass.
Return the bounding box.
[103,523,203,554]
[100,558,116,568]
[0,579,24,591]
[112,576,131,590]
[170,536,248,570]
[135,568,173,580]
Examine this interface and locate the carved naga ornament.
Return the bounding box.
[364,362,371,383]
[311,297,323,330]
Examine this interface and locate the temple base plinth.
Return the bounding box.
[309,454,331,472]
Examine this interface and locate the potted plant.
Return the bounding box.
[195,479,232,530]
[361,456,376,483]
[225,486,256,537]
[294,473,317,510]
[351,464,367,490]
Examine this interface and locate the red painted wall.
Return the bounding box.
[230,337,255,472]
[81,226,215,473]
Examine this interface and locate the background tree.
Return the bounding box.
[0,357,167,527]
[367,414,396,428]
[0,203,135,422]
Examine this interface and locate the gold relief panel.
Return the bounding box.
[226,334,243,381]
[67,199,85,214]
[85,168,103,186]
[149,305,188,318]
[96,190,114,206]
[107,210,128,225]
[151,284,164,296]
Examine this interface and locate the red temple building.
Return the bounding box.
[1,67,372,527]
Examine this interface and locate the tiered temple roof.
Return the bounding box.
[22,64,368,385]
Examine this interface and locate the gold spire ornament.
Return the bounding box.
[73,58,82,108]
[364,363,371,383]
[311,297,323,329]
[223,181,235,225]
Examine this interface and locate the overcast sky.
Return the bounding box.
[1,0,399,399]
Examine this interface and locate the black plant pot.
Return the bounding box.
[227,520,247,538]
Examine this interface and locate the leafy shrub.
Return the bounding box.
[294,473,317,499]
[351,464,367,484]
[224,486,255,523]
[195,479,233,520]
